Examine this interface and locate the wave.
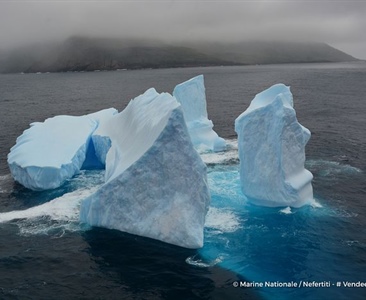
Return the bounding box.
[0,186,100,236]
[185,254,224,268]
[0,187,99,224]
[306,159,362,176]
[0,174,12,181]
[0,173,13,194]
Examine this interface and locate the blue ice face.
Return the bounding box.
[80,91,210,249]
[235,84,313,207]
[173,75,226,152]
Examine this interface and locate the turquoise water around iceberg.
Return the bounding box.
[195,156,364,300]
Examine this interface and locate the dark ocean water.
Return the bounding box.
[0,62,366,299]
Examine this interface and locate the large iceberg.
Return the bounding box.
[234,84,313,207]
[173,75,226,152]
[80,89,210,249]
[7,108,117,190]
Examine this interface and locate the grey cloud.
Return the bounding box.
[0,0,365,58]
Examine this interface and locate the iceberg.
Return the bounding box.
[173,75,226,152]
[80,89,210,249]
[7,108,117,191]
[234,84,313,207]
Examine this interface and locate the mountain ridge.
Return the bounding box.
[0,36,358,73]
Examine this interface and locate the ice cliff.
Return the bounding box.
[80,89,210,248]
[173,75,226,152]
[235,84,313,207]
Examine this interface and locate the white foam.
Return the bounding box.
[280,207,292,214]
[343,240,363,247]
[280,199,322,213]
[200,149,238,165]
[16,217,81,237]
[185,254,223,268]
[204,207,241,234]
[0,186,99,224]
[311,199,323,208]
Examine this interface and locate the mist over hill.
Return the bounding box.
[0,36,358,73]
[189,40,357,65]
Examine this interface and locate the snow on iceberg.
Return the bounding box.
[80,88,210,249]
[173,75,226,152]
[7,108,117,191]
[234,84,313,208]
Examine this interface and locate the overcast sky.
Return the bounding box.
[0,0,365,59]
